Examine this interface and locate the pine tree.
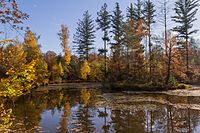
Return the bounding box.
[111,2,124,57]
[172,0,199,73]
[143,0,156,81]
[127,3,135,21]
[134,0,143,21]
[96,3,111,79]
[125,3,146,81]
[110,3,125,80]
[73,11,95,61]
[125,3,135,74]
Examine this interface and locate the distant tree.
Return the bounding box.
[127,3,135,21]
[143,0,156,81]
[151,44,165,83]
[172,0,199,72]
[51,62,63,83]
[125,3,135,70]
[157,0,171,57]
[90,58,104,81]
[96,3,111,79]
[110,2,125,80]
[73,11,95,61]
[134,0,143,21]
[58,24,71,65]
[44,51,57,70]
[44,51,65,83]
[125,4,146,81]
[111,2,124,57]
[164,32,178,84]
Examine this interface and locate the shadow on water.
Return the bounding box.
[1,85,200,133]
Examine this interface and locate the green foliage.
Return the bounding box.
[143,0,156,25]
[96,3,111,79]
[35,59,49,85]
[51,62,64,83]
[90,60,104,81]
[96,3,111,39]
[133,0,143,20]
[73,11,95,61]
[172,0,199,72]
[67,56,80,80]
[172,0,199,38]
[168,75,178,87]
[111,2,124,52]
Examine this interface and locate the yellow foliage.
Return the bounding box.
[80,89,91,105]
[80,60,91,80]
[65,49,71,65]
[0,104,14,132]
[0,40,14,45]
[59,62,64,77]
[0,60,36,98]
[24,30,39,49]
[59,24,72,65]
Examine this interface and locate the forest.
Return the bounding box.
[0,0,199,98]
[1,0,200,132]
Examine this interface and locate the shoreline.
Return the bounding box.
[36,82,200,97]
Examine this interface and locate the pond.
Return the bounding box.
[1,84,200,133]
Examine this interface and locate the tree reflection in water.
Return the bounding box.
[0,103,14,133]
[1,88,200,132]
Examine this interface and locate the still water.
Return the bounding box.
[1,85,200,133]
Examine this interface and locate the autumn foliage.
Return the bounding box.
[0,0,200,99]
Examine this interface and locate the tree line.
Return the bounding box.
[73,0,200,85]
[0,0,200,98]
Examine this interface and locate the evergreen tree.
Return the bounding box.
[125,3,146,81]
[134,0,143,21]
[96,3,111,79]
[172,0,199,72]
[143,0,156,81]
[110,3,125,80]
[73,11,95,61]
[126,3,135,21]
[125,3,135,74]
[111,2,125,57]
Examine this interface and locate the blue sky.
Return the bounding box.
[3,0,200,54]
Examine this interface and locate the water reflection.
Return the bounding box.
[1,87,200,133]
